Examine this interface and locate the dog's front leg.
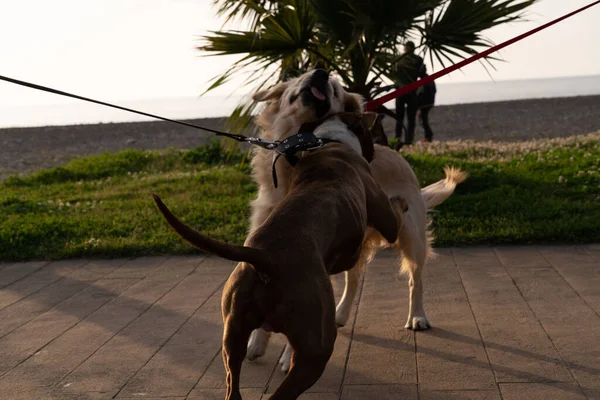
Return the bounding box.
[278,342,293,373]
[335,266,362,326]
[223,321,252,400]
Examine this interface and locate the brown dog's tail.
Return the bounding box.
[152,195,273,278]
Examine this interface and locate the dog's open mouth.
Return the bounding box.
[302,84,328,103]
[301,69,331,117]
[302,85,330,118]
[309,86,327,101]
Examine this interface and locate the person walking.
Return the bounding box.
[394,41,425,147]
[417,75,436,143]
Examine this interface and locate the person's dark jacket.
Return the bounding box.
[417,80,436,108]
[395,53,425,87]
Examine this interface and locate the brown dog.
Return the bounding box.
[246,70,467,372]
[153,114,405,399]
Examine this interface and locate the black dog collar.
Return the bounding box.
[271,129,337,188]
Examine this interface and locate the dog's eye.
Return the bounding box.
[289,93,298,104]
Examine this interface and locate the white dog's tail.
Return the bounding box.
[421,166,467,208]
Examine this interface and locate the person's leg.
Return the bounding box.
[395,96,406,139]
[421,106,434,142]
[405,93,417,145]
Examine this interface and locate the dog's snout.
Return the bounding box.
[312,69,329,79]
[302,69,331,116]
[309,69,329,87]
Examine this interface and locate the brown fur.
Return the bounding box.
[153,141,402,399]
[245,70,467,373]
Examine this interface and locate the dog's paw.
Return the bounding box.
[335,304,352,327]
[246,330,270,361]
[405,315,431,331]
[279,343,292,374]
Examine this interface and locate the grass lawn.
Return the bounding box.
[1,134,599,261]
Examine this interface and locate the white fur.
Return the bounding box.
[279,343,293,373]
[313,119,362,157]
[246,330,271,361]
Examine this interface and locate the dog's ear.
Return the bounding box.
[252,82,288,102]
[370,113,388,146]
[338,112,377,162]
[364,182,403,244]
[361,112,379,130]
[343,92,364,113]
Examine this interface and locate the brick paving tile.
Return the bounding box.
[419,389,501,400]
[0,277,136,376]
[59,257,215,397]
[417,258,497,392]
[493,246,552,268]
[452,247,502,268]
[118,262,232,397]
[586,244,600,262]
[0,387,110,400]
[0,258,128,338]
[500,382,587,399]
[0,247,597,399]
[453,248,573,383]
[343,256,416,386]
[67,258,131,281]
[0,261,48,289]
[103,256,169,279]
[0,259,88,311]
[188,388,263,400]
[0,257,203,392]
[341,384,418,399]
[539,246,600,316]
[539,245,596,265]
[506,265,600,398]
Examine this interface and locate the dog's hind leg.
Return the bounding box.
[269,322,336,398]
[396,221,431,331]
[269,348,332,399]
[222,320,253,400]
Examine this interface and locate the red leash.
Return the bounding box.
[365,0,600,111]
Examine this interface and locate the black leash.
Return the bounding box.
[1,73,342,187]
[0,74,279,150]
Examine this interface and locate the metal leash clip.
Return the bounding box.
[243,137,280,150]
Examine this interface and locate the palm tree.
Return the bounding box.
[199,0,536,130]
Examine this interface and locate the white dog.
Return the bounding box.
[244,69,466,372]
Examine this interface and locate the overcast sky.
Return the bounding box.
[1,0,599,107]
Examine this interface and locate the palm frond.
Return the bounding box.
[199,0,315,81]
[211,0,273,29]
[423,0,537,66]
[198,0,537,132]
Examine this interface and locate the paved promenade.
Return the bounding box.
[0,246,598,399]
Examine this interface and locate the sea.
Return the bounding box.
[1,75,599,129]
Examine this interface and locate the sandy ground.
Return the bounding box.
[1,95,599,180]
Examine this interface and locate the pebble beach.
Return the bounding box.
[1,95,599,180]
